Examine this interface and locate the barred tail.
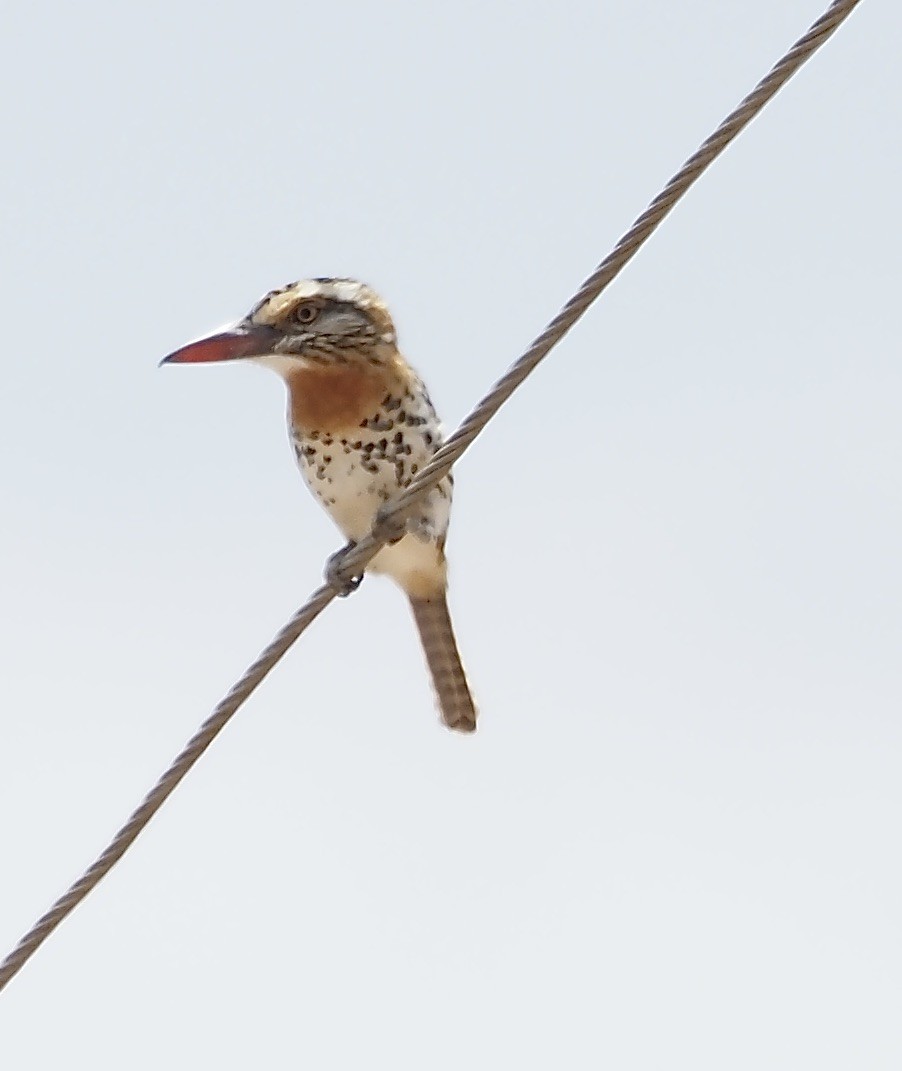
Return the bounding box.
[408,593,477,733]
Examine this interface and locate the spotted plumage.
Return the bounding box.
[163,277,476,732]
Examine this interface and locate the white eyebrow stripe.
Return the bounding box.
[290,280,328,300]
[250,278,395,334]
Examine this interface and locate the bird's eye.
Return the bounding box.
[294,302,319,325]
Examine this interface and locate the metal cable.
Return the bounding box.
[0,0,862,994]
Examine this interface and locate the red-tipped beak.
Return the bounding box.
[161,322,280,366]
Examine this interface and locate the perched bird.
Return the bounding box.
[162,278,477,732]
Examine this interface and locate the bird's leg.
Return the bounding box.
[372,505,409,546]
[324,542,363,597]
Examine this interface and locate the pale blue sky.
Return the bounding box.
[1,1,899,1067]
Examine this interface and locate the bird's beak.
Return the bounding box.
[160,321,280,366]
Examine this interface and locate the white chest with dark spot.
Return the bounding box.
[289,384,452,545]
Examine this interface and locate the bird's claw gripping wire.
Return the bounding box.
[323,510,409,597]
[324,544,363,597]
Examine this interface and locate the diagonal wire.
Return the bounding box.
[0,0,862,994]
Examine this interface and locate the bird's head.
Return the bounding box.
[162,278,399,376]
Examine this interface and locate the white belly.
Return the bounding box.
[291,432,451,595]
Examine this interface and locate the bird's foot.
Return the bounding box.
[372,506,408,546]
[324,543,363,597]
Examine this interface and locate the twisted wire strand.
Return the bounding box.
[329,0,862,584]
[0,0,861,994]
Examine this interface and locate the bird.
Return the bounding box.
[162,277,477,733]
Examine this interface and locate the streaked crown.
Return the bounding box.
[251,277,397,347]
